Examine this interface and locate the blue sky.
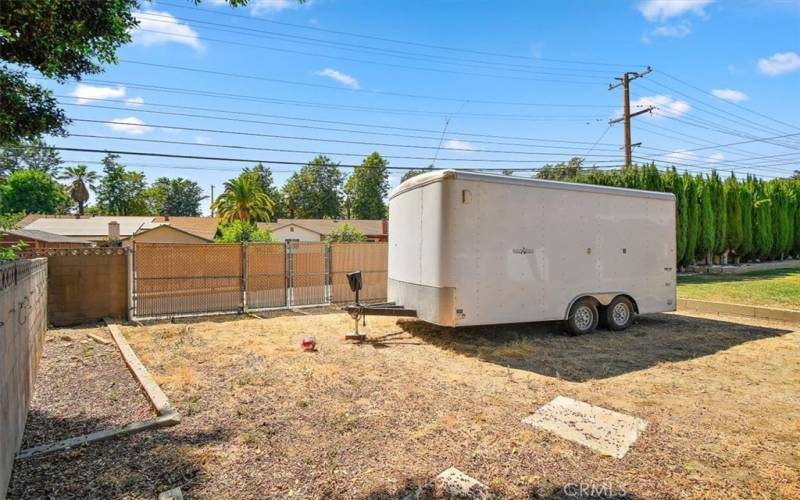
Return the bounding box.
[42,0,800,214]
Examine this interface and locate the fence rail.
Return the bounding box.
[131,242,387,319]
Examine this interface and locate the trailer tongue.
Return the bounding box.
[341,271,417,340]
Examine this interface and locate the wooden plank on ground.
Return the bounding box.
[15,413,180,460]
[104,318,174,416]
[88,332,112,345]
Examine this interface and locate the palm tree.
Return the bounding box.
[211,171,274,223]
[59,164,98,215]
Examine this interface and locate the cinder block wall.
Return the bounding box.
[22,249,128,326]
[0,259,48,498]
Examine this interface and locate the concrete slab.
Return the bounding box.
[522,396,647,459]
[414,467,495,499]
[159,487,184,500]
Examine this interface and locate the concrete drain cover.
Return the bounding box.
[522,396,647,459]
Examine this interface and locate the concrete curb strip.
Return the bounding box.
[678,299,800,323]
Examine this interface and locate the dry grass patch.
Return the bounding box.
[12,309,799,499]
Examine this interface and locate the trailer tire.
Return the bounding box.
[605,296,635,331]
[565,298,599,335]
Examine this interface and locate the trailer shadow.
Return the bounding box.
[397,313,795,382]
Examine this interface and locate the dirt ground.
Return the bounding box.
[8,310,800,499]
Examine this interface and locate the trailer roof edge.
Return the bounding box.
[389,169,676,202]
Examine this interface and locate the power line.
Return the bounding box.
[21,144,628,171]
[657,69,800,133]
[158,1,640,68]
[118,59,619,108]
[134,12,615,81]
[61,101,624,153]
[66,133,631,163]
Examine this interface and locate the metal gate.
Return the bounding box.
[131,242,386,319]
[286,242,327,306]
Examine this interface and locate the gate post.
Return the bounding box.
[285,241,292,307]
[241,242,248,312]
[128,242,135,320]
[325,243,332,304]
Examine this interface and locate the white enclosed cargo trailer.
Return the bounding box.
[387,169,676,334]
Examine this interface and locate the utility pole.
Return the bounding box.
[609,66,653,166]
[210,184,215,216]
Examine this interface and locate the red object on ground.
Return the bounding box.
[301,337,316,351]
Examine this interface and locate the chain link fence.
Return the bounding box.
[132,242,387,319]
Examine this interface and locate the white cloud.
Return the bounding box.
[70,84,126,104]
[707,153,725,163]
[711,88,748,102]
[638,0,714,21]
[629,95,691,118]
[249,0,308,16]
[642,21,692,42]
[124,96,145,107]
[757,51,800,76]
[315,68,359,89]
[194,135,212,144]
[664,149,697,163]
[160,127,182,134]
[132,10,202,51]
[106,117,147,135]
[444,139,478,151]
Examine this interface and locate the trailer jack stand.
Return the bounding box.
[344,310,367,341]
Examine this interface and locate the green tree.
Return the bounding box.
[59,164,98,215]
[0,168,69,214]
[215,220,273,243]
[664,168,687,264]
[683,173,700,265]
[282,155,344,218]
[344,152,389,219]
[0,0,250,144]
[95,154,148,215]
[535,157,584,181]
[0,138,62,177]
[752,181,773,260]
[724,174,743,261]
[739,181,754,259]
[212,171,273,223]
[146,177,205,216]
[325,223,367,243]
[244,163,285,220]
[709,171,727,257]
[401,166,434,183]
[697,176,716,264]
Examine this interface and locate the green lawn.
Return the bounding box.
[677,268,800,310]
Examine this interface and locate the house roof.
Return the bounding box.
[258,219,386,236]
[25,216,159,238]
[123,224,213,242]
[152,216,220,240]
[17,214,91,228]
[20,215,220,240]
[6,229,92,245]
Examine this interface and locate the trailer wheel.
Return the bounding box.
[605,296,635,331]
[565,298,599,335]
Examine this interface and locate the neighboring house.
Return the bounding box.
[122,224,213,246]
[0,229,92,249]
[258,219,388,243]
[19,215,221,244]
